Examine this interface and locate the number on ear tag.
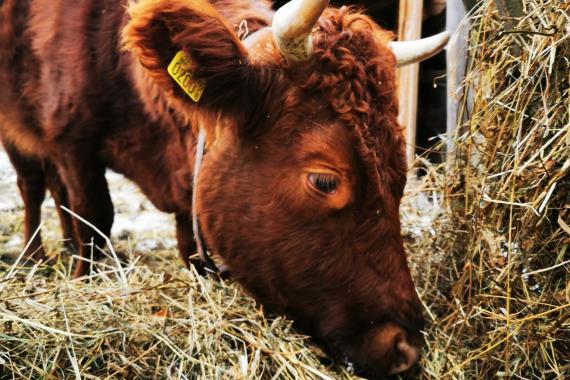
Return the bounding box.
[167,51,205,102]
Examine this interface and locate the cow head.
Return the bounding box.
[124,0,447,376]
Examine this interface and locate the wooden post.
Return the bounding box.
[397,0,423,167]
[446,0,468,155]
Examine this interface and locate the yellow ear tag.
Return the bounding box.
[167,51,205,102]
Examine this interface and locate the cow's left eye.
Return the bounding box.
[308,173,338,194]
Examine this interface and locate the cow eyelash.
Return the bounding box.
[308,173,338,194]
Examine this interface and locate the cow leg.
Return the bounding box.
[3,143,46,261]
[175,212,203,272]
[53,151,114,278]
[44,161,76,249]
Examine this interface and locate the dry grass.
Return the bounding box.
[404,0,569,378]
[0,250,353,379]
[0,0,568,379]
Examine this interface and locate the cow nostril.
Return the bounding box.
[388,338,421,375]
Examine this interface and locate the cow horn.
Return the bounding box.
[389,31,450,67]
[272,0,329,62]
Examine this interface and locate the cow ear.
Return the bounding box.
[123,0,252,115]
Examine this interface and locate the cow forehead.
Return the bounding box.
[296,122,356,168]
[308,9,400,190]
[241,7,402,194]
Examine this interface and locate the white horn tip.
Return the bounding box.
[390,31,450,67]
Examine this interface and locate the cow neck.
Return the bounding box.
[192,30,270,277]
[192,29,271,277]
[192,128,223,276]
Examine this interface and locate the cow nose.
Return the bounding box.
[388,337,421,375]
[356,321,424,377]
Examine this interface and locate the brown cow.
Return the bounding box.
[0,0,448,376]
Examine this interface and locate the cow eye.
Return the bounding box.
[308,173,338,194]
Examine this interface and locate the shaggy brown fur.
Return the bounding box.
[0,0,423,377]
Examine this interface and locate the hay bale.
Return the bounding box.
[403,0,569,377]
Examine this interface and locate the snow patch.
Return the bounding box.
[401,190,443,238]
[0,151,22,211]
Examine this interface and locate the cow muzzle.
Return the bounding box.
[350,321,424,377]
[389,334,422,375]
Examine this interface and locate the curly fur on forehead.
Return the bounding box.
[292,6,407,207]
